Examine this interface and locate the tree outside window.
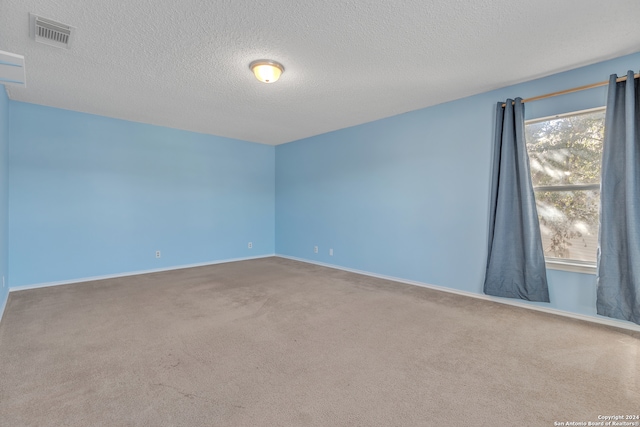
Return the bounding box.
[525,109,605,264]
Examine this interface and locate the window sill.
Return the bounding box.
[545,259,596,275]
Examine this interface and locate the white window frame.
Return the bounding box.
[525,107,605,275]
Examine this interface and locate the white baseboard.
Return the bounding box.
[5,253,638,333]
[8,254,276,293]
[276,254,640,333]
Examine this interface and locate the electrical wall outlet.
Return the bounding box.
[314,246,318,254]
[329,248,333,256]
[155,250,161,258]
[248,242,253,249]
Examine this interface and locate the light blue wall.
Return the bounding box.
[9,103,275,287]
[0,88,8,312]
[276,51,640,322]
[4,52,640,323]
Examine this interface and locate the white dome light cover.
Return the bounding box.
[250,60,284,83]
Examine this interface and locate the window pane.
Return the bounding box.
[526,110,605,187]
[526,109,605,264]
[535,189,599,263]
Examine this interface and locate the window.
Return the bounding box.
[525,108,605,273]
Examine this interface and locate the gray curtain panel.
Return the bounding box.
[597,71,640,325]
[484,98,550,302]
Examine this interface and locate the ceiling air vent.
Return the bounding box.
[29,13,74,49]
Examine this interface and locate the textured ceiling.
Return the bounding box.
[1,0,640,145]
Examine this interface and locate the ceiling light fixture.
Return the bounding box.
[249,60,284,83]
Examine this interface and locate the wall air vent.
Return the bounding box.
[29,13,74,49]
[0,50,26,87]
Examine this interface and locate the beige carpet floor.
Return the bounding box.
[0,257,638,426]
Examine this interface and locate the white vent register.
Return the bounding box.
[30,14,74,49]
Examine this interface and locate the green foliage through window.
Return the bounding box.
[525,109,604,263]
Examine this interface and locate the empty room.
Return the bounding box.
[1,0,639,425]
